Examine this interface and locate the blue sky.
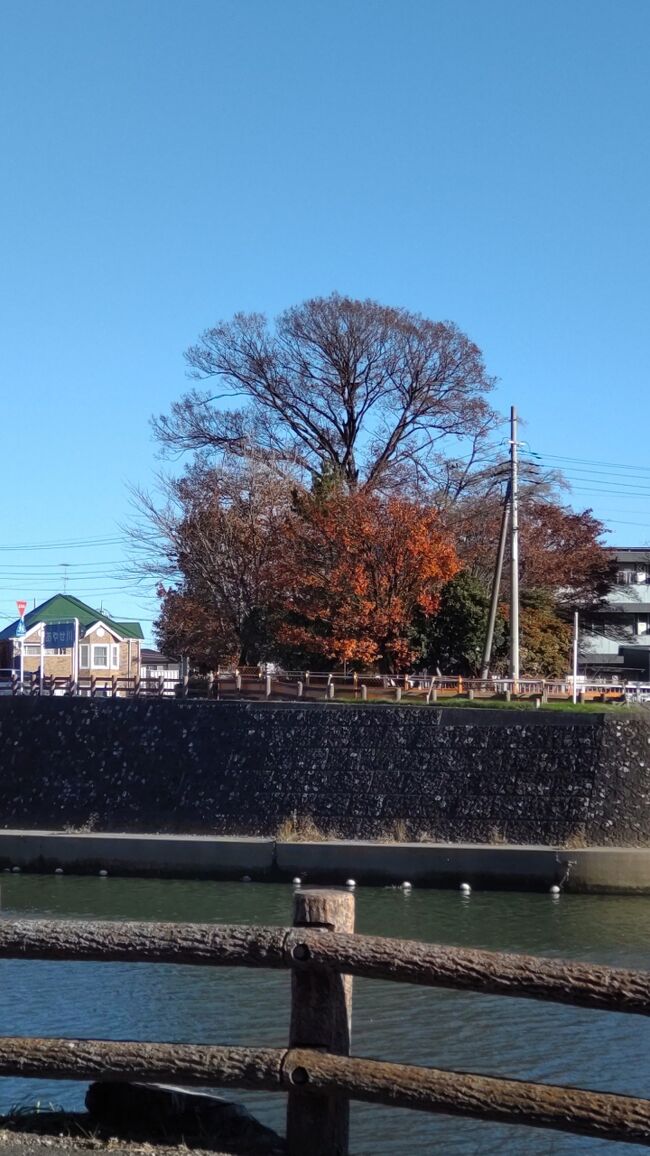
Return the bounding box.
[1,0,649,641]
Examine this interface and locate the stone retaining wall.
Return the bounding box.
[0,699,648,845]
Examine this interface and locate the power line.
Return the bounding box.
[528,451,650,475]
[0,536,123,552]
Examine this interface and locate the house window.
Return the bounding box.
[617,569,635,585]
[24,644,41,656]
[637,617,650,636]
[78,643,121,669]
[93,645,109,669]
[44,648,68,656]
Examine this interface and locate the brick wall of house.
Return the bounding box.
[13,626,140,681]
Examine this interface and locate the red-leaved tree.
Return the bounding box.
[279,492,459,670]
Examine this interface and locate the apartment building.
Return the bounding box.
[580,548,650,680]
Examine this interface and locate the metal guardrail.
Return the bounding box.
[0,892,649,1152]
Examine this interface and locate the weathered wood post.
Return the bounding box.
[327,682,335,700]
[468,688,475,700]
[287,888,355,1156]
[395,686,401,702]
[206,671,214,698]
[360,684,367,702]
[111,675,118,699]
[235,672,242,694]
[158,675,165,698]
[265,674,272,698]
[90,675,97,699]
[297,680,303,698]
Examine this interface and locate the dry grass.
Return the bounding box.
[563,824,589,849]
[276,813,328,842]
[63,813,99,834]
[488,825,507,845]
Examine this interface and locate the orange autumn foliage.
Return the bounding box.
[280,492,460,670]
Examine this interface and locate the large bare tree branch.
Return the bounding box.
[152,294,498,492]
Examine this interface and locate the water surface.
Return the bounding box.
[0,876,648,1155]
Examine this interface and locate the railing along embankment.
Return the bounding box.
[0,890,649,1152]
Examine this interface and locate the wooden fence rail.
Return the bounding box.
[0,670,636,703]
[1,917,649,1016]
[0,890,649,1153]
[0,1039,647,1148]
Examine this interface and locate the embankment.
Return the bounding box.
[0,698,648,846]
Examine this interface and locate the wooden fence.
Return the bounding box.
[1,889,650,1152]
[0,668,633,704]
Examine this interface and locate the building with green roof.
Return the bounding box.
[0,593,144,684]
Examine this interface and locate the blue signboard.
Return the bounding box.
[15,620,26,637]
[44,622,76,649]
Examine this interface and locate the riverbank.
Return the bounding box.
[2,830,650,892]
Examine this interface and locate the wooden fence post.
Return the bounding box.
[265,675,272,698]
[296,680,303,698]
[287,889,355,1156]
[90,675,97,699]
[360,684,367,702]
[206,672,214,699]
[111,675,118,699]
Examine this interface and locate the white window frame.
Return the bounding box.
[23,644,41,657]
[79,642,121,670]
[92,644,110,669]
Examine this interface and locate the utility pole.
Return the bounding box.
[509,405,520,685]
[572,610,579,704]
[480,480,511,680]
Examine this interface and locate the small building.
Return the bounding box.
[141,648,182,684]
[0,594,144,683]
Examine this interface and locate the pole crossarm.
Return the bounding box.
[0,1038,648,1148]
[0,919,649,1016]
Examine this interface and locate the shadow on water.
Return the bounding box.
[0,875,649,1155]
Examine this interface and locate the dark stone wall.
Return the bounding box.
[0,699,649,844]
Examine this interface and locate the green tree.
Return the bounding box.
[416,571,506,676]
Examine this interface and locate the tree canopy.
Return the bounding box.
[278,490,459,671]
[153,293,497,493]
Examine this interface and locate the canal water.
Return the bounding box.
[0,877,648,1156]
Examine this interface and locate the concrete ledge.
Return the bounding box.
[0,831,275,879]
[277,841,650,892]
[1,831,650,891]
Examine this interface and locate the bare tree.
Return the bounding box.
[127,461,293,665]
[153,293,498,492]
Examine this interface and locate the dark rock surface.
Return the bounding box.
[0,698,648,844]
[85,1082,283,1152]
